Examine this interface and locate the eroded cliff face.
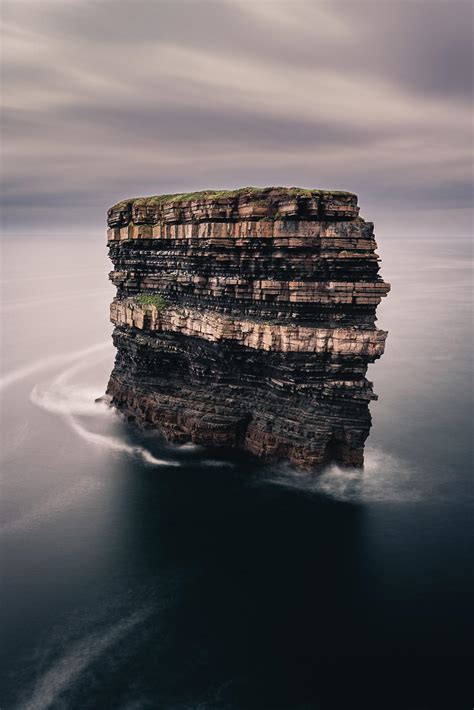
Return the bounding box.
[106,187,390,469]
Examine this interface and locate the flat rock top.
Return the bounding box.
[110,186,357,212]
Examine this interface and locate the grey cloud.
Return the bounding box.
[55,103,390,149]
[4,0,472,101]
[325,2,473,102]
[1,0,472,235]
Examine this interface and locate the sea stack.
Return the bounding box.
[106,187,390,469]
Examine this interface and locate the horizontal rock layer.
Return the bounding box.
[106,187,390,469]
[110,301,387,358]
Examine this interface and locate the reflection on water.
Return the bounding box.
[0,235,472,709]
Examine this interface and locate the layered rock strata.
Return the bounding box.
[106,187,390,468]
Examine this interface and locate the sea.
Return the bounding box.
[0,232,472,709]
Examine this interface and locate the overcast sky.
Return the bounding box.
[1,0,472,236]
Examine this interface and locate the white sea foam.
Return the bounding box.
[176,442,203,452]
[68,417,178,466]
[30,384,110,417]
[201,459,235,468]
[28,348,114,417]
[19,607,151,710]
[263,447,423,503]
[0,341,112,392]
[29,351,179,468]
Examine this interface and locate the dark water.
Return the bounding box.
[0,234,472,709]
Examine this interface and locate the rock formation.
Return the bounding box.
[106,187,390,469]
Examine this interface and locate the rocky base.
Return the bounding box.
[106,187,389,469]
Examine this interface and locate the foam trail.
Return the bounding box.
[0,478,104,536]
[317,447,422,502]
[30,383,111,418]
[28,348,114,418]
[201,459,235,468]
[262,447,423,503]
[54,351,112,388]
[68,417,179,466]
[176,442,202,452]
[19,607,151,710]
[29,351,179,468]
[1,289,110,312]
[0,341,112,392]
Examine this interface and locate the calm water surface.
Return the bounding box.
[0,234,472,709]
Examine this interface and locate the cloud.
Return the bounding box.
[1,0,472,234]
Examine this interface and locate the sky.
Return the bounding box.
[1,0,473,237]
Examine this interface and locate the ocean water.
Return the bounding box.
[0,233,472,709]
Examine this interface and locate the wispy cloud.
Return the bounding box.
[1,0,472,234]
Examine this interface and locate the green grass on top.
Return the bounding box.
[111,186,356,211]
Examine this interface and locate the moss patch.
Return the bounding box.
[135,294,169,311]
